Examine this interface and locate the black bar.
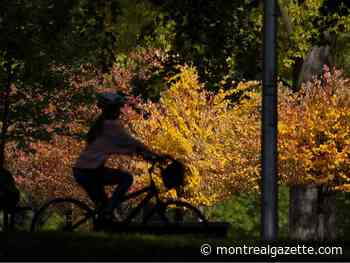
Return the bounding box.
[261,0,278,240]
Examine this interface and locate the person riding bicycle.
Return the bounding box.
[73,91,164,222]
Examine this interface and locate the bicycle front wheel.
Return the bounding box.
[161,201,208,225]
[30,198,94,232]
[143,200,208,226]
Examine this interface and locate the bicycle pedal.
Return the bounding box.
[112,207,127,222]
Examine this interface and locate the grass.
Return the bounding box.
[2,231,225,261]
[2,231,350,261]
[2,189,350,260]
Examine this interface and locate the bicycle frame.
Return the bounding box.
[72,160,164,229]
[109,159,164,225]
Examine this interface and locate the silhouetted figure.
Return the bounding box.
[0,168,19,211]
[73,92,164,221]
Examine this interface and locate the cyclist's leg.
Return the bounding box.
[73,168,108,208]
[101,167,133,212]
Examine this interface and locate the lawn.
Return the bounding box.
[2,231,224,261]
[1,231,349,261]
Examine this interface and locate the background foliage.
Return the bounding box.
[0,0,349,237]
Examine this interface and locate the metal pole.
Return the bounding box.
[261,0,278,240]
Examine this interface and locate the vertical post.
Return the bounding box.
[261,0,278,240]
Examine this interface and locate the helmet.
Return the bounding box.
[96,92,126,110]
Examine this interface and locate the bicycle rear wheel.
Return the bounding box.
[30,198,94,232]
[0,207,33,231]
[0,209,11,231]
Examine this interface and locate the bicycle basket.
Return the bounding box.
[161,160,185,189]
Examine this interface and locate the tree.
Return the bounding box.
[141,0,264,89]
[276,0,350,88]
[0,0,124,151]
[275,0,350,240]
[279,67,350,239]
[0,0,77,180]
[0,0,95,207]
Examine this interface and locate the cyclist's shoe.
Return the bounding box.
[94,210,119,231]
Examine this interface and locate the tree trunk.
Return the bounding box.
[288,36,336,240]
[296,45,331,88]
[289,185,336,240]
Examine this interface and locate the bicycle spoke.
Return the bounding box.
[0,211,5,231]
[162,201,207,225]
[31,198,94,232]
[11,207,33,231]
[0,207,33,231]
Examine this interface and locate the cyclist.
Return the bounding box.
[73,92,163,222]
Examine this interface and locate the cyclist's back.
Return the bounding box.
[74,119,148,169]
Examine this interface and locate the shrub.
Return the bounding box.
[129,66,261,206]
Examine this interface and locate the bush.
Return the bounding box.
[203,186,289,239]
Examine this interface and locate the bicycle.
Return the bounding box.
[30,158,208,232]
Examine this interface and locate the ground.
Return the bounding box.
[1,232,349,261]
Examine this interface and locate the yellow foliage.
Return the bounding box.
[278,68,350,188]
[130,66,350,205]
[130,66,261,205]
